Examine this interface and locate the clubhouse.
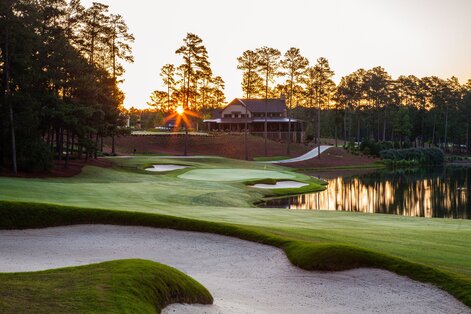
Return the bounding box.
[203,98,305,142]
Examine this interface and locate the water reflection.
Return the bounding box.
[262,167,471,219]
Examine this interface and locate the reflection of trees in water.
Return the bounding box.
[266,166,471,219]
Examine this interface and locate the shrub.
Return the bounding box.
[379,147,444,165]
[17,138,53,172]
[360,140,393,157]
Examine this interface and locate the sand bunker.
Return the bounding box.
[179,168,294,181]
[0,225,467,314]
[251,180,308,189]
[145,164,188,172]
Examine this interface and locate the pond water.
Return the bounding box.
[261,166,471,219]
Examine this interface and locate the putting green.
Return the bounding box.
[178,168,295,181]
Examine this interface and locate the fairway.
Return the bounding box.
[1,156,470,308]
[178,168,295,181]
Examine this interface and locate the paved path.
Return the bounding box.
[0,225,467,314]
[262,145,333,164]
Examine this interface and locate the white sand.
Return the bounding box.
[251,181,308,189]
[145,164,189,172]
[0,225,468,314]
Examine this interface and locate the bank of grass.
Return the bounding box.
[253,156,289,162]
[0,258,213,313]
[295,161,386,172]
[0,201,470,308]
[244,178,326,197]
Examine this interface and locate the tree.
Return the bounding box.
[237,50,261,98]
[160,64,176,112]
[108,13,134,79]
[393,107,412,147]
[460,87,471,153]
[0,0,132,171]
[311,57,334,157]
[364,66,392,141]
[175,33,210,155]
[280,47,308,155]
[255,46,281,156]
[147,90,169,112]
[80,2,110,65]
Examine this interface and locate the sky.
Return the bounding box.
[82,0,471,109]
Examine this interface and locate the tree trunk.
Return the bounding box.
[264,72,268,157]
[343,110,347,142]
[5,26,17,174]
[94,132,99,159]
[56,128,61,160]
[467,121,471,155]
[244,102,248,160]
[287,76,293,156]
[184,126,188,156]
[444,106,449,153]
[71,133,75,159]
[111,135,115,155]
[357,116,361,145]
[421,110,425,147]
[317,96,321,159]
[64,129,70,169]
[334,124,338,147]
[382,113,386,141]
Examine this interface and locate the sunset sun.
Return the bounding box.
[176,105,184,116]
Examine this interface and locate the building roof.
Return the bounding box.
[203,118,300,124]
[230,98,286,113]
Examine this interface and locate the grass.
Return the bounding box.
[178,168,296,181]
[253,156,290,161]
[0,156,470,308]
[244,178,326,197]
[0,201,470,307]
[0,258,213,313]
[296,161,386,172]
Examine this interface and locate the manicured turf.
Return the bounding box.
[0,156,470,307]
[178,168,295,181]
[0,258,213,313]
[253,156,289,161]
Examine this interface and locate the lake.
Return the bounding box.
[261,166,471,219]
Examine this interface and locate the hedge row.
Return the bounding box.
[379,147,444,165]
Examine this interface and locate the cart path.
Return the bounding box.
[262,145,333,163]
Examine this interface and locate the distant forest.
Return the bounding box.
[2,0,471,174]
[149,33,471,154]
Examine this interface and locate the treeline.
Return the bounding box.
[148,33,226,116]
[235,46,471,153]
[0,0,134,173]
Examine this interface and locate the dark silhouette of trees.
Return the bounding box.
[0,0,133,172]
[255,46,281,156]
[280,48,308,155]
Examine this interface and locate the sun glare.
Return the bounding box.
[163,105,200,131]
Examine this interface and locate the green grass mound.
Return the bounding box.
[244,178,326,196]
[0,259,213,314]
[178,168,295,181]
[1,201,470,308]
[253,156,289,162]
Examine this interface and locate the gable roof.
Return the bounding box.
[228,98,286,113]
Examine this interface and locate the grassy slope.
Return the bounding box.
[0,259,213,313]
[0,156,470,306]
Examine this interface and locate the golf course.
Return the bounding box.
[1,155,470,312]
